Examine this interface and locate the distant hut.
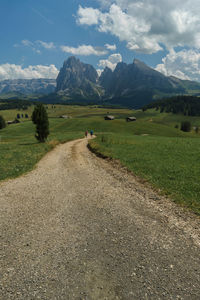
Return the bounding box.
[7,121,13,125]
[126,116,136,122]
[104,115,115,120]
[7,119,20,125]
[59,115,69,119]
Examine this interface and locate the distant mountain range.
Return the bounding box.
[0,79,56,95]
[1,57,200,108]
[55,57,200,107]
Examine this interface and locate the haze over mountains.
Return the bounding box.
[0,79,56,95]
[1,56,200,108]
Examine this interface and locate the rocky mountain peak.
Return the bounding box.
[56,56,101,99]
[114,62,127,72]
[63,56,81,68]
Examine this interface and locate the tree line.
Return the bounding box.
[143,95,200,116]
[0,99,34,111]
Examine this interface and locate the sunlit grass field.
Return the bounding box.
[0,104,200,214]
[89,134,200,215]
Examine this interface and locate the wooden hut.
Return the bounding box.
[104,115,115,120]
[59,115,69,119]
[126,116,136,122]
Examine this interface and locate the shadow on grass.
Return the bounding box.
[19,142,39,146]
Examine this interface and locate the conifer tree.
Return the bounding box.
[0,115,6,129]
[32,104,49,142]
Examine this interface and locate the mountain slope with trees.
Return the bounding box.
[143,95,200,116]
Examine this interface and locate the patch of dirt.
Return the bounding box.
[0,138,200,299]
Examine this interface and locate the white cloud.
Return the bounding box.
[0,64,59,80]
[22,40,34,47]
[21,40,41,54]
[77,1,200,54]
[96,69,104,76]
[105,43,116,51]
[77,6,101,25]
[19,40,55,53]
[98,53,122,71]
[60,44,107,56]
[37,40,55,49]
[155,49,200,81]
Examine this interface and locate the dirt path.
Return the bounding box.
[0,138,200,299]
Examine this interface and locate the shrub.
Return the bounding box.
[181,121,191,132]
[0,115,6,129]
[101,135,107,143]
[175,124,179,129]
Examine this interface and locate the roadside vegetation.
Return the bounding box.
[0,104,200,214]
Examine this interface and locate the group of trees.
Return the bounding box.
[143,95,200,116]
[0,103,49,142]
[0,99,33,111]
[17,113,29,119]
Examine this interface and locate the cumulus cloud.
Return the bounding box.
[77,0,200,54]
[77,6,101,25]
[155,49,200,81]
[60,44,107,56]
[105,43,116,51]
[0,64,59,80]
[98,53,122,71]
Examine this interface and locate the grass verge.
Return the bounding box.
[89,134,200,215]
[0,119,83,181]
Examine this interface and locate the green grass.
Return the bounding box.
[1,105,200,215]
[89,133,200,215]
[0,118,82,181]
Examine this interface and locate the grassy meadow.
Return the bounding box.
[0,104,200,214]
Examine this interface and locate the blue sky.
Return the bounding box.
[1,0,200,81]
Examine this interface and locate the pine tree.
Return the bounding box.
[0,115,6,129]
[32,104,49,142]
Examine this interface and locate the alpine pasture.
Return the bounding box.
[0,104,200,214]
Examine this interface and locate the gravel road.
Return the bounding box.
[0,138,200,299]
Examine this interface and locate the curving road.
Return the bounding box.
[0,138,200,299]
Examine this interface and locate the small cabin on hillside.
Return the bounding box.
[104,115,115,120]
[126,116,137,122]
[7,119,20,125]
[59,115,69,119]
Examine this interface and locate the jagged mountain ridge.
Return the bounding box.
[1,57,200,108]
[56,57,200,107]
[99,59,185,97]
[0,79,56,95]
[56,56,103,100]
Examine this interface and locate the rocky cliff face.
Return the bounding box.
[56,56,103,99]
[0,79,56,95]
[56,57,200,107]
[99,59,185,99]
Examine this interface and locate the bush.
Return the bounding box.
[0,115,6,129]
[175,124,179,129]
[181,121,191,132]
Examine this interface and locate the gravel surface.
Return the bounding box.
[0,138,200,299]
